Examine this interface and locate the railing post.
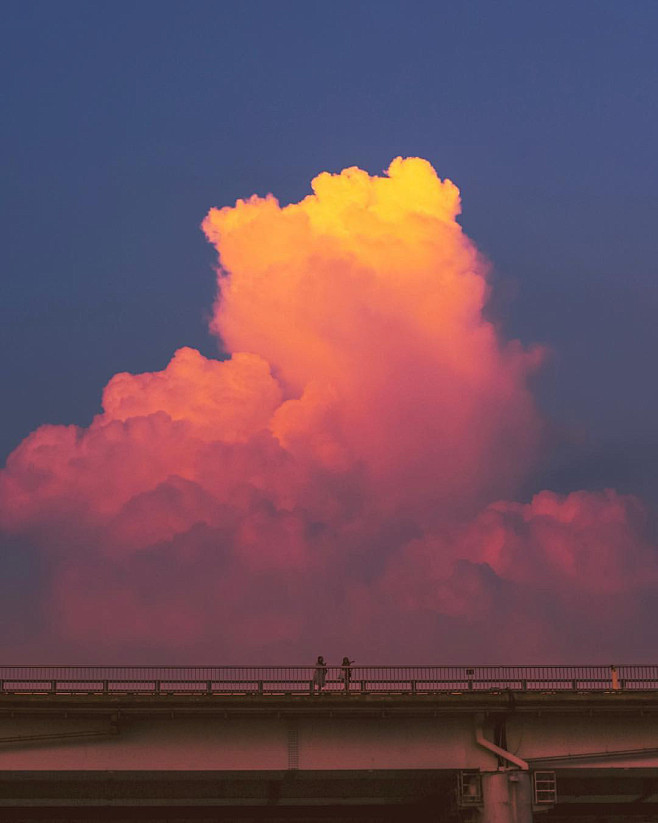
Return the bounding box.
[360,680,366,694]
[309,680,314,695]
[154,680,161,695]
[0,680,4,694]
[50,680,57,694]
[411,680,417,695]
[572,679,578,691]
[521,679,527,691]
[102,680,109,695]
[206,680,212,695]
[258,680,263,695]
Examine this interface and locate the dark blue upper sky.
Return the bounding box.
[3,0,658,502]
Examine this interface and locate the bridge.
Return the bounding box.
[1,665,658,822]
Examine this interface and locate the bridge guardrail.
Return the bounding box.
[0,665,656,696]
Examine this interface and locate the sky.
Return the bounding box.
[1,1,658,663]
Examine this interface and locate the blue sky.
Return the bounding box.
[3,0,657,494]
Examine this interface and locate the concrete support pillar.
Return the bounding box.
[481,771,533,823]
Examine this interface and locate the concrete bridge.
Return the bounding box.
[0,665,657,822]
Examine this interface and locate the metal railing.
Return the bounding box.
[0,665,656,696]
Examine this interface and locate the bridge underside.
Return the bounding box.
[0,769,657,821]
[2,691,658,821]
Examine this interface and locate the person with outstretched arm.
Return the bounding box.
[340,656,355,691]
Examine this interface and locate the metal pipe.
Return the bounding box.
[475,716,529,770]
[529,745,658,764]
[0,731,112,745]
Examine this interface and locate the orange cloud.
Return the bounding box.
[204,157,544,519]
[0,158,654,661]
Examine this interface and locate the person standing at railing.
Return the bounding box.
[340,657,354,691]
[313,656,327,693]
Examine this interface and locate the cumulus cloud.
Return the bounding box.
[0,158,655,662]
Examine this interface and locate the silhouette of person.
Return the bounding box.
[340,656,354,690]
[313,656,327,693]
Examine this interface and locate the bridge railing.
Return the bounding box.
[0,665,657,695]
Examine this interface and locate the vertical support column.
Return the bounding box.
[287,720,299,771]
[481,771,533,823]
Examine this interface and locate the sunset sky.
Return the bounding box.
[2,1,658,663]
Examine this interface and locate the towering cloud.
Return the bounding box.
[0,158,654,661]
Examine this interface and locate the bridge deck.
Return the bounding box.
[1,690,658,719]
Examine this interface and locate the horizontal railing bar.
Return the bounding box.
[0,664,653,670]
